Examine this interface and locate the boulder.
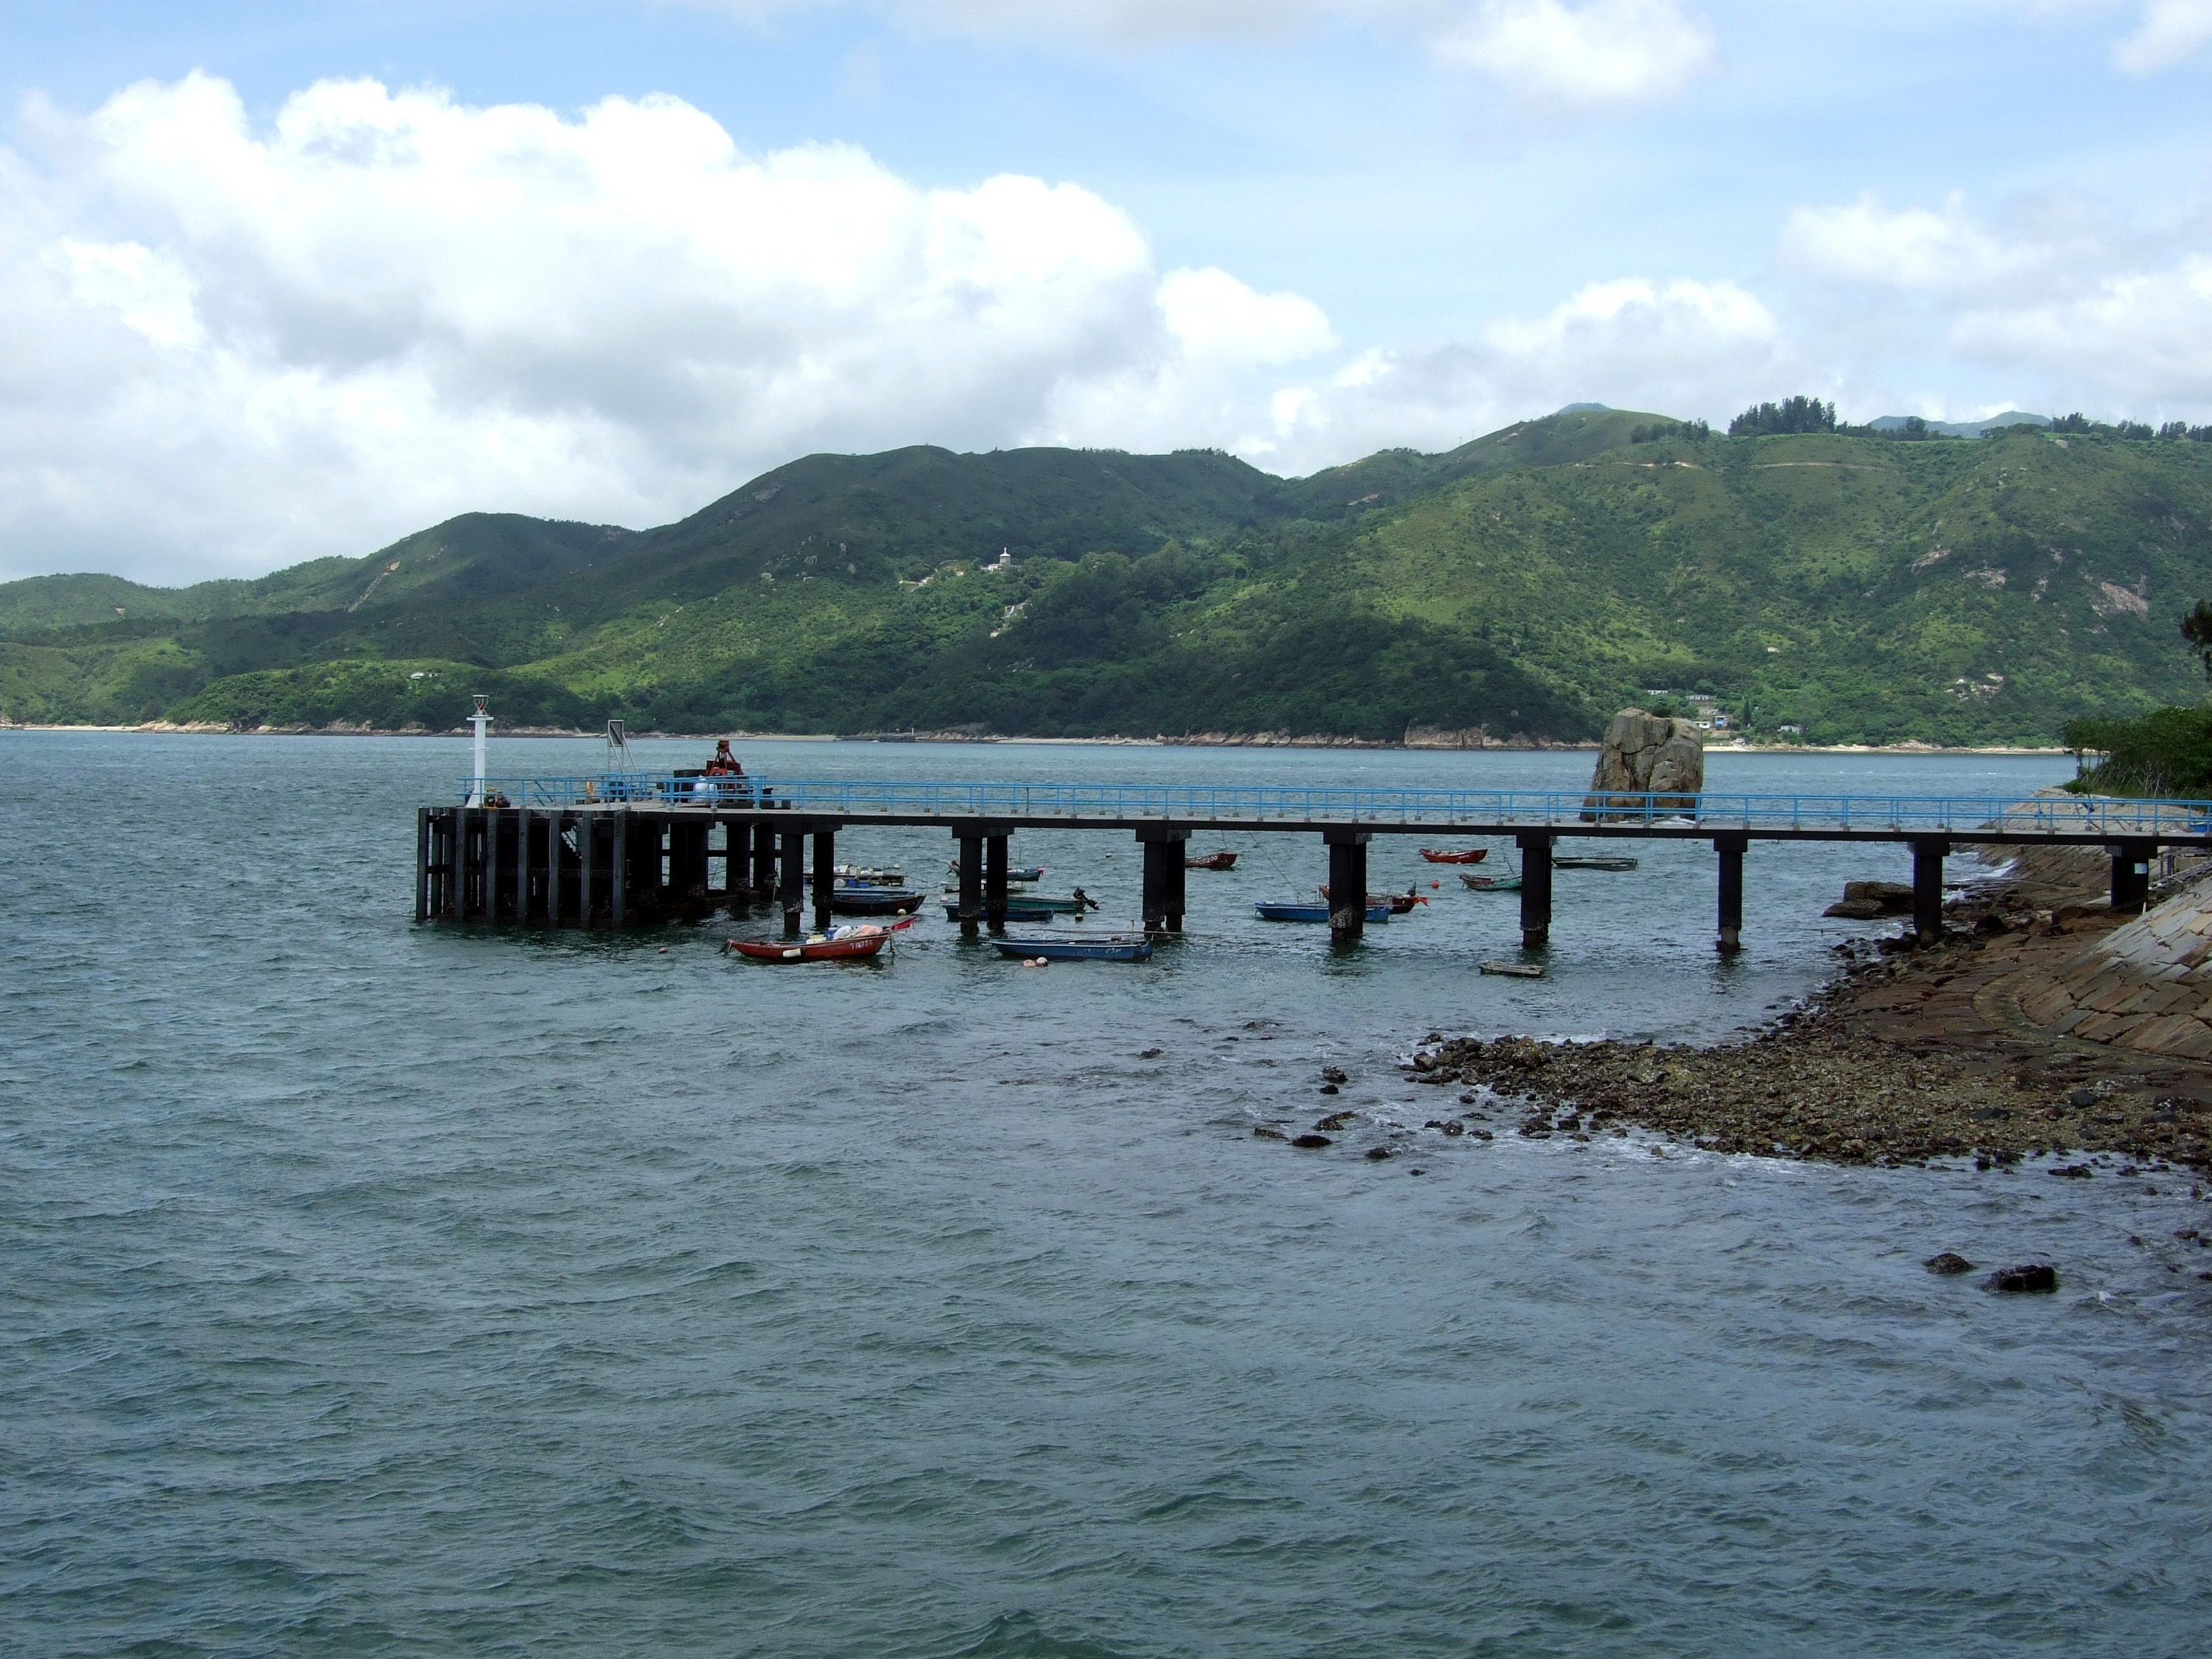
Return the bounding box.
[1582,708,1704,819]
[1825,880,1916,920]
[1985,1263,2059,1293]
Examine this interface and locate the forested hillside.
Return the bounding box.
[5,411,2210,745]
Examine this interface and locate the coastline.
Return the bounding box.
[1424,855,2212,1177]
[0,721,2075,756]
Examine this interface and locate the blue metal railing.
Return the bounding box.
[454,774,2212,836]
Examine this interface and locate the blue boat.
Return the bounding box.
[992,934,1153,962]
[1254,901,1391,923]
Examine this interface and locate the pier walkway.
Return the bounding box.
[416,774,2212,953]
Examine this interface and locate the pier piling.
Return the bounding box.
[1910,837,1947,944]
[1136,824,1190,932]
[2109,839,2155,916]
[955,830,983,935]
[813,830,836,933]
[1715,832,1748,954]
[1517,833,1553,949]
[779,830,804,937]
[1324,827,1369,943]
[986,834,1008,932]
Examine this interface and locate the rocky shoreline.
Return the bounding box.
[1413,854,2212,1178]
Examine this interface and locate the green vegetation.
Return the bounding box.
[6,409,2212,745]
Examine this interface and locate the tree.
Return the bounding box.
[1727,396,1836,437]
[2182,600,2212,680]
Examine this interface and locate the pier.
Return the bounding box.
[416,774,2212,951]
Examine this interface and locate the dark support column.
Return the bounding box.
[2109,838,2155,916]
[579,816,596,927]
[1516,832,1553,948]
[486,808,503,920]
[957,833,983,935]
[611,811,628,927]
[517,806,534,919]
[1136,824,1191,932]
[986,835,1008,932]
[548,814,563,927]
[416,808,431,920]
[780,831,805,937]
[1716,831,1749,954]
[1166,843,1187,932]
[1910,836,1948,944]
[443,809,462,920]
[752,821,777,897]
[1326,828,1370,944]
[1142,840,1171,931]
[813,830,836,933]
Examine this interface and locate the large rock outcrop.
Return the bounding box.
[1582,708,1704,819]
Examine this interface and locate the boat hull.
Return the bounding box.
[1185,851,1238,871]
[1255,902,1391,923]
[1319,885,1424,914]
[829,889,926,916]
[728,932,889,962]
[1418,848,1487,864]
[992,935,1153,962]
[1554,856,1639,871]
[1459,874,1522,892]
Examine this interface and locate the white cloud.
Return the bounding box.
[0,73,1340,583]
[1254,276,1783,465]
[1779,189,2212,412]
[702,1,1719,108]
[2113,0,2212,72]
[1435,0,1719,110]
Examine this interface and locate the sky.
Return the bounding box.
[2,0,2210,584]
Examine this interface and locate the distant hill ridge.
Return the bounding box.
[5,406,2210,746]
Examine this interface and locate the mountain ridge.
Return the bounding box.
[5,412,2210,746]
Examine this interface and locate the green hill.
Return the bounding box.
[5,414,2210,744]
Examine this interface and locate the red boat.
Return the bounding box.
[1417,847,1488,864]
[1319,885,1427,915]
[1185,850,1239,871]
[725,924,895,962]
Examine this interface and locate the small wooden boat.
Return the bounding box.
[992,934,1153,962]
[828,888,926,916]
[1255,900,1391,923]
[1185,850,1238,871]
[1418,847,1488,864]
[1555,855,1638,871]
[1319,885,1427,915]
[1480,959,1545,978]
[947,861,1045,882]
[1460,872,1522,892]
[727,929,891,962]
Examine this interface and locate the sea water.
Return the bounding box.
[3,733,2207,1657]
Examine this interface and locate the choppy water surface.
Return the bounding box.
[5,733,2209,1657]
